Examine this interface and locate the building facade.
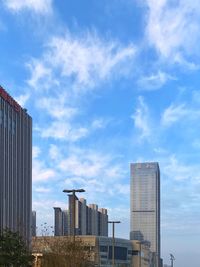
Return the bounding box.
[0,85,32,243]
[53,207,69,236]
[130,162,160,267]
[54,196,108,237]
[32,236,149,267]
[32,211,37,237]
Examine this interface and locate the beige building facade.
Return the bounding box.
[32,236,151,267]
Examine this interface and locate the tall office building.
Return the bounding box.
[130,162,160,267]
[0,85,32,243]
[32,211,37,237]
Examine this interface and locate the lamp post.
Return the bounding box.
[63,189,85,244]
[108,221,121,267]
[170,254,175,267]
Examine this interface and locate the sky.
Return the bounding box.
[0,0,200,266]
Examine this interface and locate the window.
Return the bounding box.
[100,246,108,252]
[101,255,107,259]
[108,246,127,260]
[132,250,139,256]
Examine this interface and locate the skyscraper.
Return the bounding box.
[0,85,32,243]
[130,162,160,267]
[32,211,37,237]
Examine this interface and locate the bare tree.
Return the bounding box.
[32,236,95,267]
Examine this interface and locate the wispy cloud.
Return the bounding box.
[3,0,53,14]
[33,146,41,159]
[38,121,89,141]
[161,102,200,127]
[41,145,128,202]
[163,155,196,181]
[131,96,151,139]
[33,159,56,182]
[27,60,58,90]
[144,0,200,68]
[161,103,188,127]
[58,149,124,180]
[14,92,30,107]
[36,96,78,119]
[34,186,51,193]
[138,71,176,90]
[24,30,137,147]
[27,31,136,91]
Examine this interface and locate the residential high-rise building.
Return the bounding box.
[89,204,98,236]
[0,85,32,243]
[54,196,108,237]
[54,207,63,236]
[98,208,108,237]
[130,162,160,267]
[32,211,37,237]
[62,210,69,236]
[53,207,69,236]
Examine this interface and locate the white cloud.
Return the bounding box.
[161,103,191,127]
[58,148,125,189]
[113,184,129,195]
[161,103,187,126]
[35,101,110,141]
[163,155,191,181]
[34,186,51,193]
[131,96,151,139]
[145,0,200,67]
[26,31,136,144]
[163,155,200,182]
[33,146,41,159]
[48,34,136,87]
[59,154,106,179]
[27,32,136,91]
[33,159,55,182]
[4,0,52,14]
[15,92,30,107]
[91,118,108,130]
[39,120,89,141]
[27,60,58,89]
[49,144,60,160]
[36,96,78,119]
[138,71,176,90]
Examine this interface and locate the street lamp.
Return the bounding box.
[108,221,121,267]
[63,189,85,243]
[170,254,175,267]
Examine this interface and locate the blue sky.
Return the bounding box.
[1,0,200,266]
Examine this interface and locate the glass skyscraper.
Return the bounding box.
[130,162,160,266]
[0,85,32,243]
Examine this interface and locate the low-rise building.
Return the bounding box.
[32,236,151,267]
[131,240,151,267]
